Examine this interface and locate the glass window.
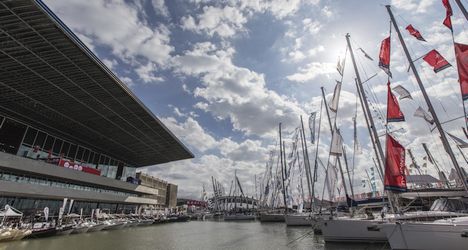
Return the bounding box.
[76,147,84,161]
[61,142,70,157]
[43,135,54,152]
[82,149,90,163]
[68,144,77,159]
[23,127,37,146]
[33,131,46,148]
[53,139,63,155]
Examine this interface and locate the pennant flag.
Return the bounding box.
[454,43,468,100]
[358,48,374,61]
[423,50,451,73]
[392,85,412,100]
[336,57,344,76]
[309,112,316,144]
[329,81,342,112]
[384,134,407,192]
[447,132,468,148]
[414,106,434,125]
[442,0,453,31]
[379,37,392,78]
[387,81,405,122]
[406,24,426,42]
[330,128,343,156]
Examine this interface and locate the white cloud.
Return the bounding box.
[181,5,247,38]
[46,0,174,66]
[135,63,164,83]
[391,0,435,13]
[287,62,335,83]
[151,0,170,17]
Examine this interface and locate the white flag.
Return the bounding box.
[309,112,316,144]
[393,85,412,100]
[329,81,342,113]
[414,106,434,125]
[447,132,468,148]
[330,128,343,156]
[44,207,49,222]
[336,57,344,76]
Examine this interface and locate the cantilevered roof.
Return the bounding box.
[0,0,194,167]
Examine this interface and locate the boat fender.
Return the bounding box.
[461,231,468,238]
[367,225,380,232]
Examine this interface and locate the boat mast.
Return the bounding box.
[299,116,313,210]
[278,123,288,213]
[311,100,323,211]
[282,141,288,214]
[455,0,468,20]
[320,87,351,202]
[346,34,398,213]
[386,5,468,192]
[407,149,423,176]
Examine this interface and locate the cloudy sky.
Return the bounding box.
[44,0,468,199]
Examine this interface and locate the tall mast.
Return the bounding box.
[320,87,351,202]
[345,35,386,179]
[407,149,423,176]
[299,116,313,209]
[311,101,323,210]
[386,5,468,191]
[283,141,288,214]
[278,123,288,212]
[455,0,468,20]
[422,143,450,188]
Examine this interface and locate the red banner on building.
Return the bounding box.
[423,49,451,73]
[58,158,101,176]
[387,81,405,122]
[384,134,407,192]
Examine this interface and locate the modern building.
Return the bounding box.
[136,172,179,210]
[0,0,193,216]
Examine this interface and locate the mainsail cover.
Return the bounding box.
[329,81,342,113]
[423,50,451,73]
[379,36,392,78]
[384,134,407,192]
[406,25,426,42]
[387,81,405,122]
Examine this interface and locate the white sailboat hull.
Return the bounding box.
[285,214,310,226]
[320,217,387,243]
[380,219,468,250]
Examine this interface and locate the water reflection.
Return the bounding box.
[0,221,389,250]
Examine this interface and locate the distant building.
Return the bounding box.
[136,172,178,210]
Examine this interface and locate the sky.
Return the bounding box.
[44,0,468,199]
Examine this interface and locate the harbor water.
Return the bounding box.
[0,220,389,250]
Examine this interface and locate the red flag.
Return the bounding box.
[423,49,451,73]
[405,25,426,42]
[387,82,405,122]
[442,0,453,31]
[384,134,407,192]
[455,43,468,100]
[379,37,392,78]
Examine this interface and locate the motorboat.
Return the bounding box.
[87,222,107,232]
[25,222,57,239]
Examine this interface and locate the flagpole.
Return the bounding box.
[282,140,289,214]
[455,0,468,20]
[386,5,468,192]
[299,115,313,210]
[311,100,323,212]
[320,87,351,205]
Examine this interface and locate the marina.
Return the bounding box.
[1,0,468,249]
